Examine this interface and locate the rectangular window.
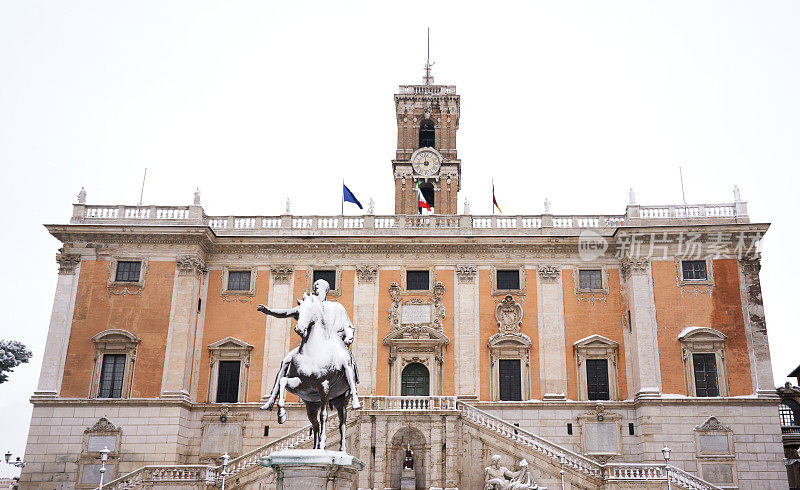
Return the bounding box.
[216,360,241,403]
[406,270,429,290]
[586,358,610,400]
[98,354,125,398]
[579,269,603,290]
[692,353,719,397]
[313,269,337,290]
[227,271,251,291]
[498,359,522,401]
[496,270,520,290]
[115,261,141,282]
[682,260,708,281]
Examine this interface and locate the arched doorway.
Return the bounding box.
[401,363,430,396]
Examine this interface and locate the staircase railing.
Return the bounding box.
[456,400,604,479]
[101,465,218,490]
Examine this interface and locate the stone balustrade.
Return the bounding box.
[69,200,748,237]
[398,84,457,95]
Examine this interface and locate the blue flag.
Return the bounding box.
[343,183,363,209]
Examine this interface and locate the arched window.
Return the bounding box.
[418,183,435,213]
[401,363,430,396]
[780,399,800,426]
[419,120,435,148]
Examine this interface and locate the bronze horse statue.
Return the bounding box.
[257,279,360,452]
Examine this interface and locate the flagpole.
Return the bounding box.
[341,179,344,216]
[492,179,495,215]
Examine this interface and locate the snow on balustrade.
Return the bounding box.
[234,218,256,229]
[292,217,313,229]
[317,217,338,229]
[262,217,280,228]
[155,207,189,219]
[208,218,227,229]
[375,216,397,228]
[343,217,364,229]
[86,206,119,219]
[521,217,542,228]
[553,217,573,228]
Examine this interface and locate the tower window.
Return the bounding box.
[418,183,435,213]
[419,120,435,148]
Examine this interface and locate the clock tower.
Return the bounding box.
[393,60,461,214]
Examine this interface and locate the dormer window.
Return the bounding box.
[419,119,435,148]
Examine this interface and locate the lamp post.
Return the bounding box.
[4,450,26,468]
[558,452,565,489]
[220,452,230,490]
[98,446,110,490]
[662,445,672,490]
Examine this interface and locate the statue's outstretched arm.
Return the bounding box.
[257,304,299,320]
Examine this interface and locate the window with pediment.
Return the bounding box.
[488,295,531,401]
[679,327,728,397]
[90,330,140,399]
[207,337,253,403]
[573,335,619,401]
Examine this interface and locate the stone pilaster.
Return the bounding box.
[454,265,479,398]
[34,253,82,397]
[161,255,205,399]
[621,257,662,399]
[354,265,379,395]
[739,257,775,396]
[536,265,567,400]
[261,266,294,400]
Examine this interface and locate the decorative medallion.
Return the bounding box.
[495,295,523,335]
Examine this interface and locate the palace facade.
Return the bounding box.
[20,66,788,490]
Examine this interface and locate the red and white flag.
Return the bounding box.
[417,182,431,212]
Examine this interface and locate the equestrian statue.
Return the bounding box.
[257,279,361,452]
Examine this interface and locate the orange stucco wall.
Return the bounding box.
[196,268,270,403]
[61,259,175,398]
[652,259,752,396]
[562,269,628,400]
[478,269,539,401]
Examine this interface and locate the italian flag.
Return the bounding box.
[417,182,431,212]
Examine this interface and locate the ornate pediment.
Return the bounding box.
[573,334,619,350]
[208,336,254,351]
[488,332,531,348]
[495,295,523,335]
[86,417,119,433]
[382,325,450,346]
[695,416,731,432]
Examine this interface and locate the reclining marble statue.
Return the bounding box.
[257,279,360,452]
[484,455,540,490]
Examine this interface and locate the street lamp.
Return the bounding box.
[662,445,672,490]
[98,446,110,490]
[4,451,25,468]
[558,452,565,489]
[220,452,231,490]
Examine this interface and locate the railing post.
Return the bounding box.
[188,204,204,224]
[71,203,87,223]
[281,213,291,229]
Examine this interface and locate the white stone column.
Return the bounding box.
[536,265,567,400]
[161,255,205,399]
[621,258,662,398]
[739,257,776,396]
[34,253,81,397]
[454,265,479,398]
[261,266,294,400]
[353,265,379,395]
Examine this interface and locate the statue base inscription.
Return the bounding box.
[261,449,364,490]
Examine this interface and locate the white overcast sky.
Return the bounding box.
[1,1,799,477]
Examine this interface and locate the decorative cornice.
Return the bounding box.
[537,265,560,282]
[355,265,378,283]
[56,253,81,275]
[176,254,206,277]
[456,265,477,283]
[271,266,293,284]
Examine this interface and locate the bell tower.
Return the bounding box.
[393,56,461,214]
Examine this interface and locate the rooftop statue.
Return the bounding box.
[257,279,360,452]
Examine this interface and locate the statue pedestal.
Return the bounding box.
[261,449,364,490]
[400,467,416,490]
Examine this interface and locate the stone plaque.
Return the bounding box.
[201,422,243,456]
[698,434,730,454]
[584,422,619,454]
[80,463,115,484]
[401,304,430,325]
[87,434,118,452]
[700,463,734,484]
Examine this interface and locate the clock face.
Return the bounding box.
[411,149,442,176]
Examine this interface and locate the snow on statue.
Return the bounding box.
[257,279,360,452]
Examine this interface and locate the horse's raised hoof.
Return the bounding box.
[277,407,287,424]
[351,398,362,410]
[262,397,276,411]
